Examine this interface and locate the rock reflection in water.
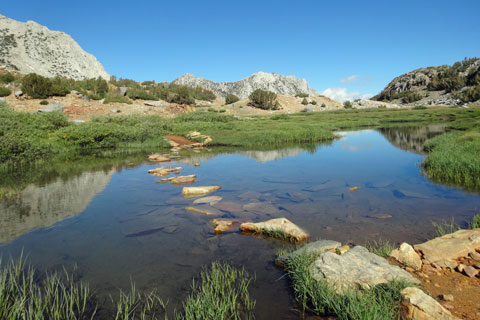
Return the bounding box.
[0,169,114,244]
[378,124,446,154]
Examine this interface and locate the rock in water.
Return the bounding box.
[240,218,308,242]
[193,196,222,205]
[401,287,459,320]
[182,186,221,197]
[0,14,110,80]
[211,219,236,233]
[414,229,480,269]
[147,154,171,162]
[310,246,420,293]
[38,103,64,112]
[390,242,422,270]
[168,175,196,185]
[276,239,341,268]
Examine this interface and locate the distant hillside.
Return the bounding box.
[172,71,320,99]
[374,58,480,106]
[0,14,110,80]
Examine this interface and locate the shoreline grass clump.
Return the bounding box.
[113,283,167,320]
[0,255,97,319]
[177,262,256,320]
[431,217,460,237]
[284,251,411,319]
[365,239,395,257]
[472,212,480,229]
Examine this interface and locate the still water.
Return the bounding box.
[1,126,479,319]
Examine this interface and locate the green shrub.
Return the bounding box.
[412,105,427,110]
[21,73,52,98]
[127,88,158,101]
[0,73,15,84]
[344,100,353,109]
[301,98,308,105]
[248,89,280,110]
[110,78,141,88]
[219,109,226,113]
[0,87,11,97]
[295,93,309,98]
[225,93,240,104]
[321,103,326,108]
[142,80,155,86]
[169,86,195,105]
[455,85,480,103]
[40,100,49,105]
[311,100,317,105]
[103,95,133,104]
[471,213,480,229]
[174,111,234,123]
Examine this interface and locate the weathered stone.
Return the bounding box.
[401,287,459,320]
[119,87,128,96]
[390,243,422,270]
[185,206,221,216]
[144,100,166,107]
[311,246,420,292]
[182,186,221,197]
[71,119,85,123]
[470,251,480,262]
[15,104,24,108]
[147,154,171,162]
[275,239,341,268]
[211,219,237,233]
[440,294,454,302]
[414,229,480,268]
[193,196,222,205]
[14,90,23,97]
[168,175,196,185]
[337,245,350,254]
[240,218,308,242]
[148,166,182,176]
[38,103,64,112]
[463,266,479,278]
[0,97,6,103]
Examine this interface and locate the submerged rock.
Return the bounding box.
[414,229,480,269]
[401,287,459,320]
[214,201,244,213]
[211,219,237,233]
[193,196,222,205]
[182,186,221,197]
[242,202,281,215]
[390,242,422,270]
[240,218,308,242]
[276,239,341,268]
[185,206,221,216]
[311,246,420,293]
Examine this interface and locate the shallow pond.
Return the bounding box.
[1,125,479,319]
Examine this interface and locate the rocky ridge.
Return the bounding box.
[172,71,320,99]
[0,14,110,80]
[374,58,480,106]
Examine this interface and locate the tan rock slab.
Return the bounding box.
[148,166,183,177]
[390,242,422,270]
[337,245,350,254]
[169,175,196,185]
[182,186,221,197]
[211,219,237,233]
[401,287,459,320]
[414,229,480,268]
[193,196,222,205]
[240,218,308,242]
[185,206,222,216]
[463,265,479,277]
[148,154,171,162]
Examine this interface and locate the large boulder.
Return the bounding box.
[414,229,480,269]
[119,87,128,96]
[240,218,308,242]
[38,103,64,112]
[182,186,221,197]
[310,246,420,293]
[145,100,166,107]
[276,239,341,268]
[401,287,459,320]
[390,242,422,270]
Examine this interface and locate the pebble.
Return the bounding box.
[440,294,454,302]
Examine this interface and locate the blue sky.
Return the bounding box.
[1,0,479,100]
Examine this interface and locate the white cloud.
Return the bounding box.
[339,75,372,85]
[321,88,373,103]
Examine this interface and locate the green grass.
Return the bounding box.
[472,213,480,229]
[0,256,254,319]
[176,262,256,320]
[423,127,480,190]
[365,239,396,257]
[431,217,460,237]
[103,95,133,104]
[284,251,411,319]
[2,101,480,191]
[255,228,297,243]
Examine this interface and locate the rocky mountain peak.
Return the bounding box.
[0,14,110,80]
[172,71,319,99]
